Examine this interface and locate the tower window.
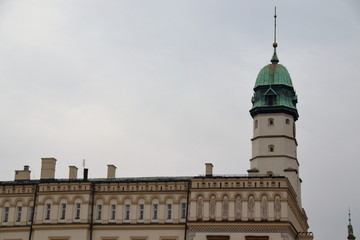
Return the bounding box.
[266,95,276,105]
[254,120,258,129]
[286,119,290,125]
[268,118,274,126]
[268,145,274,152]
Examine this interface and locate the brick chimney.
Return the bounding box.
[14,165,31,181]
[107,164,116,179]
[69,166,78,179]
[205,163,213,177]
[40,158,57,179]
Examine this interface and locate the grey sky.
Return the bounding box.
[0,1,359,239]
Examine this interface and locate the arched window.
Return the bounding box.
[109,199,118,222]
[2,201,10,223]
[59,199,67,221]
[73,198,82,221]
[179,198,187,220]
[123,199,131,221]
[165,198,173,221]
[15,201,23,223]
[269,145,274,152]
[286,118,290,125]
[44,199,52,221]
[268,118,274,126]
[151,198,159,221]
[254,120,258,129]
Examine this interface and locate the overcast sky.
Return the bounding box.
[0,0,359,239]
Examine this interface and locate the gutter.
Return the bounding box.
[28,183,39,240]
[184,179,191,240]
[89,182,95,240]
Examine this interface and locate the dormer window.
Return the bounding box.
[266,95,276,105]
[264,87,277,106]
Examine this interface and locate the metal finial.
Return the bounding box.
[349,208,352,224]
[271,6,279,64]
[273,6,277,48]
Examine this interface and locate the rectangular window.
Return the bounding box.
[16,206,22,222]
[152,204,158,219]
[60,203,66,220]
[45,204,51,220]
[75,203,81,219]
[110,204,116,220]
[181,203,187,219]
[138,204,144,220]
[167,204,172,219]
[96,205,102,220]
[3,207,9,222]
[124,204,130,220]
[29,206,34,222]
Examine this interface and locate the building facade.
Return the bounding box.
[0,42,313,240]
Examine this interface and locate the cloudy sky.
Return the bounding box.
[0,0,359,239]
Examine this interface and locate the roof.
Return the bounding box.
[254,63,293,88]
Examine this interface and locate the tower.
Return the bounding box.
[348,210,356,240]
[248,10,302,205]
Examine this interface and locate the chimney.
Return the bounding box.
[83,168,88,180]
[14,165,31,181]
[40,158,57,180]
[205,163,213,177]
[107,164,116,179]
[69,166,78,179]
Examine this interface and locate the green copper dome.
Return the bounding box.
[255,63,293,88]
[250,50,299,121]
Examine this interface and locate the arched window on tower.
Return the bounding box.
[268,118,274,126]
[254,120,258,129]
[268,145,275,152]
[286,118,290,125]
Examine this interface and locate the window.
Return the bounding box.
[269,145,274,152]
[152,204,158,219]
[254,120,258,129]
[75,203,81,219]
[266,95,276,106]
[3,207,9,222]
[45,204,51,220]
[96,205,102,220]
[181,203,187,219]
[124,204,130,220]
[110,204,116,220]
[16,206,22,222]
[29,206,34,222]
[268,118,274,126]
[167,204,172,219]
[138,204,144,220]
[60,203,66,220]
[286,118,290,125]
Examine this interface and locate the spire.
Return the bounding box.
[348,209,356,240]
[271,6,279,64]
